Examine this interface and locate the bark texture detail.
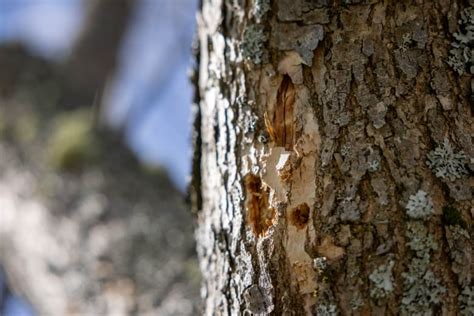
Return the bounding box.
[194,0,473,314]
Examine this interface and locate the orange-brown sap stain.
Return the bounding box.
[244,173,276,237]
[265,75,295,150]
[289,203,310,230]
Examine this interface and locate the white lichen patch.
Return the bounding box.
[253,0,271,21]
[401,221,446,315]
[241,24,267,64]
[369,260,395,299]
[313,257,328,274]
[350,294,364,310]
[447,6,474,75]
[401,269,447,315]
[405,190,434,220]
[399,33,414,52]
[315,303,338,316]
[427,138,469,181]
[405,222,438,257]
[340,144,351,157]
[445,224,472,288]
[367,159,380,172]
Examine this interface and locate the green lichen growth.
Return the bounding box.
[350,295,364,310]
[447,5,474,75]
[315,303,338,316]
[241,25,267,64]
[402,269,447,315]
[313,257,328,273]
[459,286,474,316]
[313,257,333,283]
[253,0,271,20]
[369,260,395,299]
[367,159,380,172]
[340,144,351,157]
[47,109,98,171]
[401,221,446,315]
[442,206,467,228]
[445,224,471,286]
[426,138,469,181]
[13,113,38,144]
[405,222,438,257]
[450,224,470,240]
[405,190,434,220]
[399,33,414,52]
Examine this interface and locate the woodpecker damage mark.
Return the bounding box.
[289,203,310,229]
[245,173,276,237]
[265,75,296,150]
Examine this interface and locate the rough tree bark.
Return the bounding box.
[193,0,473,314]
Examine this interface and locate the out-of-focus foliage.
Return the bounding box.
[0,28,200,316]
[47,109,99,171]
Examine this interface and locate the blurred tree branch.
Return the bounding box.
[62,0,136,108]
[0,1,200,315]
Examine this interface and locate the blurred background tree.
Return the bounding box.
[0,0,200,315]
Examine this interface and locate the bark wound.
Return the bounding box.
[244,173,276,237]
[265,75,295,151]
[289,203,310,229]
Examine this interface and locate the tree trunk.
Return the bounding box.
[193,0,473,314]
